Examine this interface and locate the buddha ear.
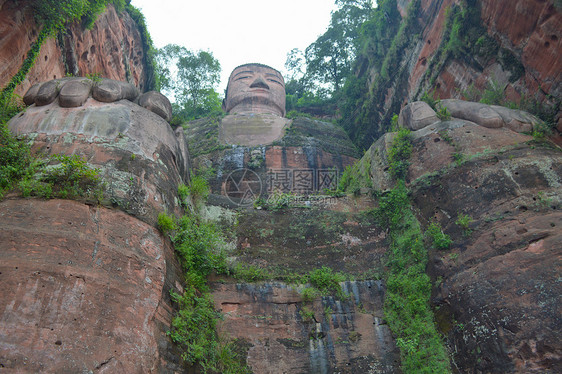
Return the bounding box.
[222,98,226,112]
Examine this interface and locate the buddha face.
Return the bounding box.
[223,64,286,117]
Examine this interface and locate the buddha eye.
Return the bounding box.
[235,76,251,81]
[267,79,282,86]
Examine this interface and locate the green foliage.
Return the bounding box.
[124,3,159,91]
[177,183,190,207]
[39,154,104,200]
[340,0,422,149]
[86,72,102,83]
[420,91,450,121]
[8,153,104,201]
[0,106,32,194]
[34,0,101,32]
[308,266,345,297]
[371,180,410,232]
[479,79,506,105]
[1,101,104,202]
[158,212,177,233]
[455,213,473,236]
[338,162,370,195]
[390,114,400,131]
[166,210,248,373]
[374,182,451,373]
[232,264,273,283]
[169,289,249,374]
[301,287,319,302]
[388,128,412,180]
[188,173,210,203]
[420,90,439,110]
[303,0,373,93]
[157,45,222,121]
[173,214,228,284]
[256,191,296,211]
[367,126,451,372]
[425,221,453,250]
[0,28,49,105]
[2,1,155,108]
[299,306,316,323]
[285,110,313,120]
[435,105,451,121]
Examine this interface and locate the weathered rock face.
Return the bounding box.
[0,199,183,373]
[203,196,400,373]
[362,102,562,372]
[347,0,561,149]
[413,0,562,103]
[1,87,189,372]
[415,144,562,373]
[0,1,150,97]
[8,94,188,224]
[212,281,399,374]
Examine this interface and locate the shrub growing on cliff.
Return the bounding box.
[188,174,210,203]
[308,266,345,297]
[455,213,473,236]
[371,128,451,372]
[388,128,413,180]
[425,221,453,250]
[165,210,250,373]
[0,113,32,195]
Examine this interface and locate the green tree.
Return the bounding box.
[304,0,373,93]
[157,44,222,121]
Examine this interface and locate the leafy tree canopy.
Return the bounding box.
[284,0,373,114]
[156,44,222,122]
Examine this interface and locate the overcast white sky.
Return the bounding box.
[130,0,339,95]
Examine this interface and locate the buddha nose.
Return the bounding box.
[250,76,270,90]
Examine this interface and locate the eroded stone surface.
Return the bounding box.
[220,113,290,146]
[8,98,190,224]
[0,2,150,97]
[0,198,184,373]
[138,91,173,122]
[440,99,505,128]
[360,103,561,371]
[212,281,399,374]
[398,100,439,130]
[412,144,562,372]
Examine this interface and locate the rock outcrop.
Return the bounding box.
[345,0,562,149]
[361,101,562,372]
[1,83,189,372]
[0,1,152,97]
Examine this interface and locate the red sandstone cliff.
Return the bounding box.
[347,0,562,149]
[423,0,560,104]
[0,0,150,97]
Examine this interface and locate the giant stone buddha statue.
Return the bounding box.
[219,63,290,146]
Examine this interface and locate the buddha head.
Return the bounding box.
[223,63,286,117]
